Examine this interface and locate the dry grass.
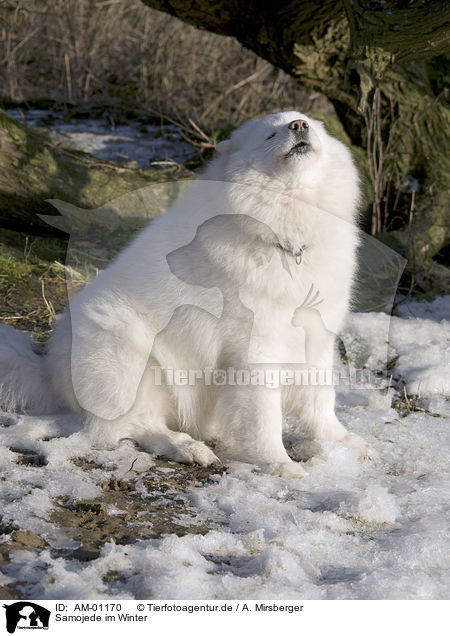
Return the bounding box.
[0,0,332,132]
[0,241,70,344]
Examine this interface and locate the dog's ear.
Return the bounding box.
[215,139,233,155]
[216,124,249,156]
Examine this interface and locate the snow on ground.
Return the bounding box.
[0,297,448,599]
[7,108,195,167]
[343,295,450,401]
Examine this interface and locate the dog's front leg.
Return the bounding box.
[283,382,370,459]
[285,305,370,459]
[213,383,308,478]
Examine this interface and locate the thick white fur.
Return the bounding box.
[0,111,369,477]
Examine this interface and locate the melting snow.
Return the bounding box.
[0,296,448,599]
[7,108,195,168]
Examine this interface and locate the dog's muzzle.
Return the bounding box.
[286,119,312,157]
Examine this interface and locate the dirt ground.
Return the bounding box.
[0,458,225,599]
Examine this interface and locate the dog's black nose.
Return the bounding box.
[289,119,309,132]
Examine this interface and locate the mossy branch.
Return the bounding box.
[0,109,191,236]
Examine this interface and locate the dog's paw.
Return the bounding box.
[168,437,220,467]
[341,433,371,460]
[268,461,308,479]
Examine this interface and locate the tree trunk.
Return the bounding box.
[0,109,191,237]
[142,0,450,291]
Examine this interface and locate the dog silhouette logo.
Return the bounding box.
[3,602,50,633]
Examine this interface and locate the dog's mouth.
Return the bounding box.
[286,140,312,158]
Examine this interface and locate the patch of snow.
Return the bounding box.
[7,108,195,168]
[0,296,449,598]
[395,295,450,322]
[342,296,450,397]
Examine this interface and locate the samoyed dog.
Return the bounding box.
[0,111,369,477]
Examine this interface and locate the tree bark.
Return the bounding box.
[141,1,449,70]
[0,109,190,237]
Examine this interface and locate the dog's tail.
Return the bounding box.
[0,324,58,414]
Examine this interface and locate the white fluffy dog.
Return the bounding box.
[0,111,369,477]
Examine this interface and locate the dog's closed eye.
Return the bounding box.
[265,132,276,140]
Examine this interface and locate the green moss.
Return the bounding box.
[0,109,194,237]
[0,242,69,344]
[306,111,350,145]
[0,245,34,292]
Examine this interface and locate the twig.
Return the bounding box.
[41,279,56,324]
[64,52,73,103]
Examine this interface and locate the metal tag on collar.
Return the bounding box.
[294,248,303,265]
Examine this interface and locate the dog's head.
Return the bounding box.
[213,111,359,218]
[216,111,335,173]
